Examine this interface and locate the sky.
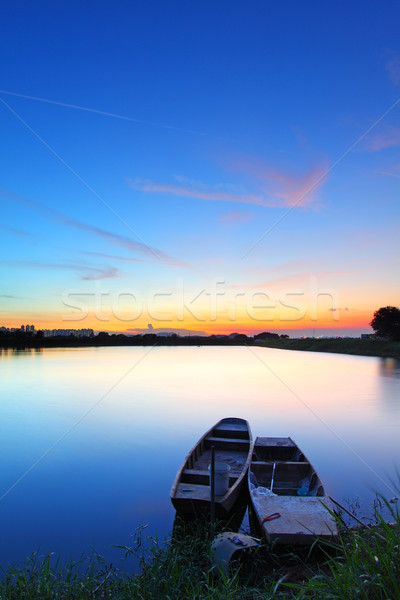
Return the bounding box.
[1,0,399,337]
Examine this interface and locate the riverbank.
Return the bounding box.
[1,332,400,358]
[2,507,399,599]
[255,337,400,358]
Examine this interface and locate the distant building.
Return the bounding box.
[2,325,93,337]
[20,324,35,333]
[43,328,94,338]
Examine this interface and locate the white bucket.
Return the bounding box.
[209,462,230,496]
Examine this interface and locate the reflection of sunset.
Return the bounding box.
[1,344,399,568]
[2,346,398,494]
[379,357,400,379]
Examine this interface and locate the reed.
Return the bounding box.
[1,498,398,599]
[286,495,400,599]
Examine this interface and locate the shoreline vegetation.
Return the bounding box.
[1,330,400,358]
[1,501,399,600]
[255,336,400,358]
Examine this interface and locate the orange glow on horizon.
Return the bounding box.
[1,306,373,336]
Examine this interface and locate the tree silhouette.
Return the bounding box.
[370,306,400,341]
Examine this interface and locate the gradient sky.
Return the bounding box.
[1,1,399,336]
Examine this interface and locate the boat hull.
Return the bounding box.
[171,417,253,519]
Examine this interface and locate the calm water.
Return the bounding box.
[1,345,399,569]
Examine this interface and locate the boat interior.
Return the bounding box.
[178,420,251,490]
[250,437,324,497]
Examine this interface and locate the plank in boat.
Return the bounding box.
[249,436,338,545]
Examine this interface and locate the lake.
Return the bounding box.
[1,345,399,569]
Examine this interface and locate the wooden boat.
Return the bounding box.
[249,437,338,545]
[171,417,253,519]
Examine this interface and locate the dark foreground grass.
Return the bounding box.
[1,499,399,600]
[255,338,400,359]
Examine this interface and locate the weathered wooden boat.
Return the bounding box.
[249,437,338,545]
[171,417,253,519]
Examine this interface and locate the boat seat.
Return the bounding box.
[182,468,238,485]
[206,436,250,447]
[251,461,309,467]
[184,468,209,476]
[255,437,295,447]
[271,487,306,495]
[214,426,249,440]
[175,482,228,501]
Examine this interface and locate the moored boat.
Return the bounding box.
[170,417,253,519]
[249,437,338,545]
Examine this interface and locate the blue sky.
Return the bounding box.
[1,1,399,335]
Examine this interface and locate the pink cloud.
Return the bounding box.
[386,56,400,86]
[375,168,400,179]
[364,127,400,151]
[129,159,328,209]
[230,160,329,208]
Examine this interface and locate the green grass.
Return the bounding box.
[1,501,399,599]
[287,496,400,599]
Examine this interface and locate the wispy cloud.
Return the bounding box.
[386,55,400,86]
[78,265,118,281]
[83,251,153,263]
[129,178,267,207]
[81,250,193,270]
[0,224,32,238]
[363,126,400,151]
[56,212,189,266]
[1,190,190,268]
[0,294,28,299]
[375,162,400,178]
[1,260,118,281]
[130,159,328,210]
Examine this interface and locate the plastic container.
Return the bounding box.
[209,462,230,496]
[255,486,277,497]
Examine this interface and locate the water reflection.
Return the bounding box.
[0,347,43,359]
[379,357,400,378]
[0,346,399,569]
